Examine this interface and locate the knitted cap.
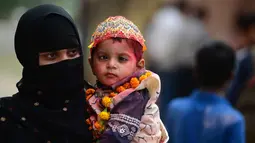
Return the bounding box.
[88,16,146,51]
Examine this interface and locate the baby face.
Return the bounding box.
[90,39,140,86]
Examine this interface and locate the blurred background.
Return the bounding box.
[0,0,254,142]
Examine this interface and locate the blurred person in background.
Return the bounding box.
[0,4,93,143]
[166,40,245,143]
[145,0,208,123]
[226,12,255,105]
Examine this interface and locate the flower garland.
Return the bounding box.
[85,71,152,140]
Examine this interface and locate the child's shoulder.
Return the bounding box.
[135,70,161,104]
[220,105,245,124]
[136,70,160,92]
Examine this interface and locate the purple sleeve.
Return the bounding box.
[99,89,149,143]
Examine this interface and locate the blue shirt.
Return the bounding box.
[166,90,245,143]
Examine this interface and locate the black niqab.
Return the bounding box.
[0,4,92,143]
[15,4,85,106]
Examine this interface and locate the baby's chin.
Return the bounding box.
[101,80,118,87]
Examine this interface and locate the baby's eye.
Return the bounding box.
[99,55,108,60]
[119,56,128,62]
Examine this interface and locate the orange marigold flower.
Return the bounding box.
[116,86,125,93]
[142,45,147,51]
[123,83,131,89]
[86,118,91,125]
[145,72,152,77]
[130,77,140,88]
[86,94,93,101]
[94,121,102,130]
[89,126,93,130]
[109,92,117,97]
[102,96,112,108]
[139,75,147,81]
[86,88,95,95]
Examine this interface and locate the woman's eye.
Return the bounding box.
[45,52,57,60]
[67,49,80,57]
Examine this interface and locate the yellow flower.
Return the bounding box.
[99,111,110,120]
[88,42,94,49]
[130,77,140,88]
[102,96,112,108]
[139,75,147,82]
[123,83,131,89]
[94,121,102,130]
[116,86,126,93]
[86,88,95,95]
[145,72,152,77]
[109,92,117,97]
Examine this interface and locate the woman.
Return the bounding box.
[0,4,93,143]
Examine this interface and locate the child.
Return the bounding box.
[85,16,169,143]
[166,41,245,143]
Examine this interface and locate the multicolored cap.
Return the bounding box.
[88,16,146,51]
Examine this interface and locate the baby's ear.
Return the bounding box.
[137,58,145,69]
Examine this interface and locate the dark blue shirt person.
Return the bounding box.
[166,41,245,143]
[226,48,253,105]
[226,13,255,105]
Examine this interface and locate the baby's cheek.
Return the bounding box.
[93,62,104,72]
[121,68,135,78]
[95,68,104,76]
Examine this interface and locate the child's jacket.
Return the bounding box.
[86,69,169,143]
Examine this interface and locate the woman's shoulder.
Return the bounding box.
[0,96,14,108]
[0,96,16,128]
[0,94,19,120]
